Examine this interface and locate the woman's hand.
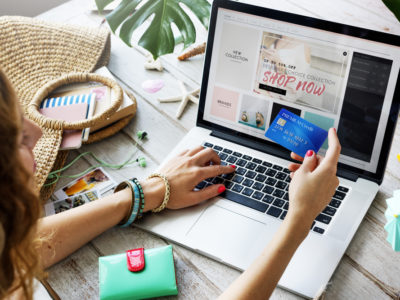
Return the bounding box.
[141,146,235,211]
[286,128,341,228]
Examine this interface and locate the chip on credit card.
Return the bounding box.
[265,109,328,157]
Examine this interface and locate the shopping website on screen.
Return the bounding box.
[203,8,400,173]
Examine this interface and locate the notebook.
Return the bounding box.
[40,103,89,150]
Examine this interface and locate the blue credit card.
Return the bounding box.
[265,109,328,157]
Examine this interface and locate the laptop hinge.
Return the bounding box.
[211,130,359,182]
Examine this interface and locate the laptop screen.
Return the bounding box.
[199,2,400,180]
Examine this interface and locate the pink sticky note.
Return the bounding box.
[141,79,164,93]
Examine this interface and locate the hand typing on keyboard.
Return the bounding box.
[144,145,235,210]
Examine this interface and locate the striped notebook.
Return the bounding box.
[40,93,96,141]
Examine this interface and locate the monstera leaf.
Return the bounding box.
[382,0,400,21]
[96,0,211,59]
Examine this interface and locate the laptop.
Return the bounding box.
[136,0,400,298]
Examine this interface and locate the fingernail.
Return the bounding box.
[333,128,336,133]
[218,185,226,193]
[306,150,314,157]
[230,165,236,169]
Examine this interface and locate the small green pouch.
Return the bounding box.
[99,245,178,300]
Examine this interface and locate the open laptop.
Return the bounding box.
[136,0,400,298]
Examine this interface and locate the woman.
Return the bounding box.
[0,67,340,299]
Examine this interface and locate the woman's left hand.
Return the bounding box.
[141,146,235,211]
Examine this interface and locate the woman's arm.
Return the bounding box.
[219,128,341,300]
[38,146,235,269]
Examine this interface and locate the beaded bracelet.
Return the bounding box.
[114,180,141,228]
[147,173,170,213]
[129,178,145,219]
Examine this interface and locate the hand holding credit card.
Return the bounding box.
[265,109,328,157]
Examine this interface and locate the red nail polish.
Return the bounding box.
[333,128,337,133]
[218,185,226,193]
[230,165,236,169]
[306,150,314,157]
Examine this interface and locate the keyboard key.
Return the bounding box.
[220,161,227,166]
[329,199,341,208]
[219,153,228,160]
[262,195,274,204]
[285,176,291,183]
[246,162,257,170]
[245,171,256,179]
[283,192,289,201]
[273,199,285,208]
[262,161,272,167]
[236,167,246,175]
[225,181,234,189]
[252,158,262,164]
[237,159,247,167]
[223,148,233,154]
[232,184,244,193]
[242,187,254,196]
[243,155,252,160]
[265,177,277,186]
[224,190,268,212]
[273,165,283,171]
[252,191,264,200]
[311,221,315,229]
[204,142,213,148]
[255,174,267,182]
[205,177,214,182]
[333,191,346,200]
[337,186,349,193]
[275,172,287,180]
[253,182,263,191]
[233,152,242,157]
[276,181,287,190]
[316,214,332,224]
[222,173,234,180]
[280,211,287,220]
[195,181,206,189]
[232,175,244,184]
[255,165,267,173]
[265,169,277,177]
[213,145,223,151]
[227,156,238,163]
[273,189,285,198]
[283,202,289,210]
[243,179,254,187]
[323,206,337,216]
[262,186,274,194]
[313,227,325,234]
[212,177,224,184]
[267,206,282,218]
[283,168,290,174]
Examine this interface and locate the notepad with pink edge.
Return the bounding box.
[40,103,88,150]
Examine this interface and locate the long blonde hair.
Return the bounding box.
[0,68,43,299]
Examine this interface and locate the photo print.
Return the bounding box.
[238,95,269,131]
[45,190,100,216]
[254,32,349,114]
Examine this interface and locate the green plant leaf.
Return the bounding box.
[382,0,400,22]
[99,0,211,59]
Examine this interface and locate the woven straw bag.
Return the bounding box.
[0,16,136,200]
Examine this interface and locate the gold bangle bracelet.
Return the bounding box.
[147,173,170,213]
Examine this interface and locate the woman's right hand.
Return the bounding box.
[286,128,341,228]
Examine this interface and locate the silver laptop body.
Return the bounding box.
[136,1,400,298]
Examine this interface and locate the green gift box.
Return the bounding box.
[99,245,178,299]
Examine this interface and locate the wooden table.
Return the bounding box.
[37,1,400,299]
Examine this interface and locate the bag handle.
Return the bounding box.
[27,73,123,130]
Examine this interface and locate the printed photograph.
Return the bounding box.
[254,32,349,114]
[54,167,115,200]
[238,95,269,131]
[45,190,100,216]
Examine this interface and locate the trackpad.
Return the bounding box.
[185,205,271,268]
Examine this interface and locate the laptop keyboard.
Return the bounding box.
[197,142,350,235]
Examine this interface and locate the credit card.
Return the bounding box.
[265,108,328,157]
